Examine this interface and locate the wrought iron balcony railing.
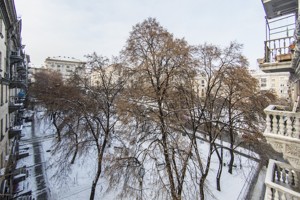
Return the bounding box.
[264,36,294,63]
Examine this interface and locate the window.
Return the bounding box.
[5,114,7,131]
[0,19,3,38]
[5,85,7,103]
[1,84,3,105]
[261,78,267,87]
[0,119,3,141]
[0,152,2,168]
[201,89,205,97]
[0,52,2,71]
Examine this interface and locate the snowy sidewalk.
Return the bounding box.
[15,111,50,200]
[31,112,49,200]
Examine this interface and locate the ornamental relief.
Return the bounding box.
[269,141,284,153]
[286,156,300,170]
[285,144,300,157]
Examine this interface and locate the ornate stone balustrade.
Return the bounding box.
[264,105,300,169]
[265,159,300,200]
[264,105,300,139]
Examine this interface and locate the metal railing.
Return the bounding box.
[264,36,294,63]
[264,13,296,63]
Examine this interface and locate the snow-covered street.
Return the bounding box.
[13,110,263,200]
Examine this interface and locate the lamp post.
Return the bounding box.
[138,166,145,200]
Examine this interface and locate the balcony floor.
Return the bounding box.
[259,61,293,73]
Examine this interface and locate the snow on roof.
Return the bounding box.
[45,56,85,63]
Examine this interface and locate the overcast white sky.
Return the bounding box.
[14,0,266,69]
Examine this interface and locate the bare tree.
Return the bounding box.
[221,60,276,174]
[121,18,195,200]
[30,70,65,141]
[30,56,127,200]
[80,54,127,200]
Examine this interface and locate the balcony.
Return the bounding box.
[9,79,26,89]
[259,11,296,73]
[16,63,26,71]
[261,0,297,20]
[8,126,22,139]
[10,51,23,64]
[259,36,294,73]
[264,159,300,200]
[9,97,24,113]
[264,105,300,169]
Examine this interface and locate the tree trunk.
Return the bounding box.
[162,133,178,200]
[89,129,108,200]
[228,106,234,174]
[70,134,78,164]
[158,100,178,200]
[216,146,223,191]
[89,158,101,200]
[199,176,206,200]
[70,149,77,164]
[52,112,61,142]
[228,143,234,174]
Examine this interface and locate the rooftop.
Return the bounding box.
[45,56,85,63]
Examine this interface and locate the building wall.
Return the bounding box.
[194,75,207,97]
[44,56,85,81]
[90,64,123,87]
[250,70,290,99]
[0,13,9,170]
[28,66,47,83]
[0,1,29,195]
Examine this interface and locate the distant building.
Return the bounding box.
[194,73,207,97]
[90,64,124,87]
[250,70,290,99]
[28,66,48,83]
[44,56,86,80]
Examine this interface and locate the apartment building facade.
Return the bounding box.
[0,0,29,198]
[250,70,290,99]
[258,0,300,199]
[44,56,86,81]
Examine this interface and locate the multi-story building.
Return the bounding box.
[258,0,300,199]
[28,65,47,83]
[0,0,29,198]
[250,70,290,99]
[44,56,86,81]
[90,64,124,87]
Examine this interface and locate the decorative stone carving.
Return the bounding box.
[269,141,284,153]
[286,156,300,170]
[286,144,300,158]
